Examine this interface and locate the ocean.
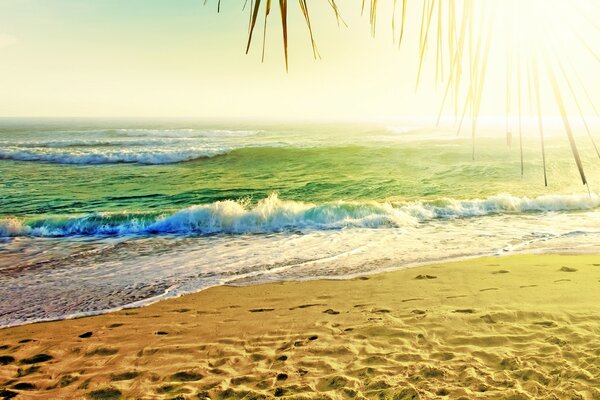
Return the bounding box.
[1,119,600,327]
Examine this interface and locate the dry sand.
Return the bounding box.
[1,254,600,399]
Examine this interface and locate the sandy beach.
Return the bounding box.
[3,0,600,398]
[0,254,599,399]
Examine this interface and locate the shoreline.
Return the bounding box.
[1,254,600,399]
[4,245,594,330]
[0,250,496,330]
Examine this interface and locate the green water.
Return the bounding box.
[0,128,594,219]
[2,120,600,327]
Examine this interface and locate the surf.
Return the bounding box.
[2,192,598,238]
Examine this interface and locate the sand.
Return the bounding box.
[1,254,600,400]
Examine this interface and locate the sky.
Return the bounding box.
[0,0,598,121]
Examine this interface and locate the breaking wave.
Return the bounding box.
[0,128,259,164]
[2,192,598,238]
[0,147,231,164]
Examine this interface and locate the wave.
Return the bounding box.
[0,128,260,164]
[0,147,231,164]
[110,128,260,138]
[2,128,259,141]
[0,138,199,148]
[2,193,598,238]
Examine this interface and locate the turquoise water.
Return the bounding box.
[1,119,600,326]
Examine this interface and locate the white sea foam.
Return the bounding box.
[112,128,259,138]
[0,146,231,164]
[2,192,598,238]
[0,128,259,164]
[0,138,196,148]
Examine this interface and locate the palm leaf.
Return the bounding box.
[208,0,599,188]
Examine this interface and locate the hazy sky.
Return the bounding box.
[0,0,598,121]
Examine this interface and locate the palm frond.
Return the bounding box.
[208,0,600,188]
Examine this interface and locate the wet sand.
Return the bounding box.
[1,254,600,399]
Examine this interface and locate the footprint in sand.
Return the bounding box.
[323,309,340,315]
[492,270,510,274]
[20,354,52,364]
[107,323,123,328]
[533,321,557,328]
[415,274,437,280]
[86,348,118,357]
[520,284,537,288]
[412,309,427,315]
[154,331,168,335]
[18,339,33,344]
[156,385,175,394]
[88,388,122,400]
[554,279,571,283]
[171,371,203,381]
[480,314,496,324]
[289,303,324,310]
[59,374,78,387]
[401,298,424,302]
[545,336,567,346]
[453,309,475,314]
[0,390,18,399]
[249,308,275,313]
[12,382,36,391]
[0,356,15,365]
[77,378,91,390]
[276,373,288,381]
[446,295,467,299]
[317,375,348,391]
[209,368,226,375]
[372,308,391,314]
[250,353,267,362]
[480,288,499,292]
[78,331,93,338]
[231,376,254,385]
[559,266,577,272]
[110,371,139,381]
[16,366,40,378]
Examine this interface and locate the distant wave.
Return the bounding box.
[0,138,198,148]
[110,128,259,138]
[2,193,598,238]
[0,147,231,164]
[0,128,259,164]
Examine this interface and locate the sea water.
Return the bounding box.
[1,119,599,327]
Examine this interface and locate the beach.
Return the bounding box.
[2,0,600,398]
[1,254,599,399]
[3,122,600,329]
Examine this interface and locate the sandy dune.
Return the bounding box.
[1,254,600,399]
